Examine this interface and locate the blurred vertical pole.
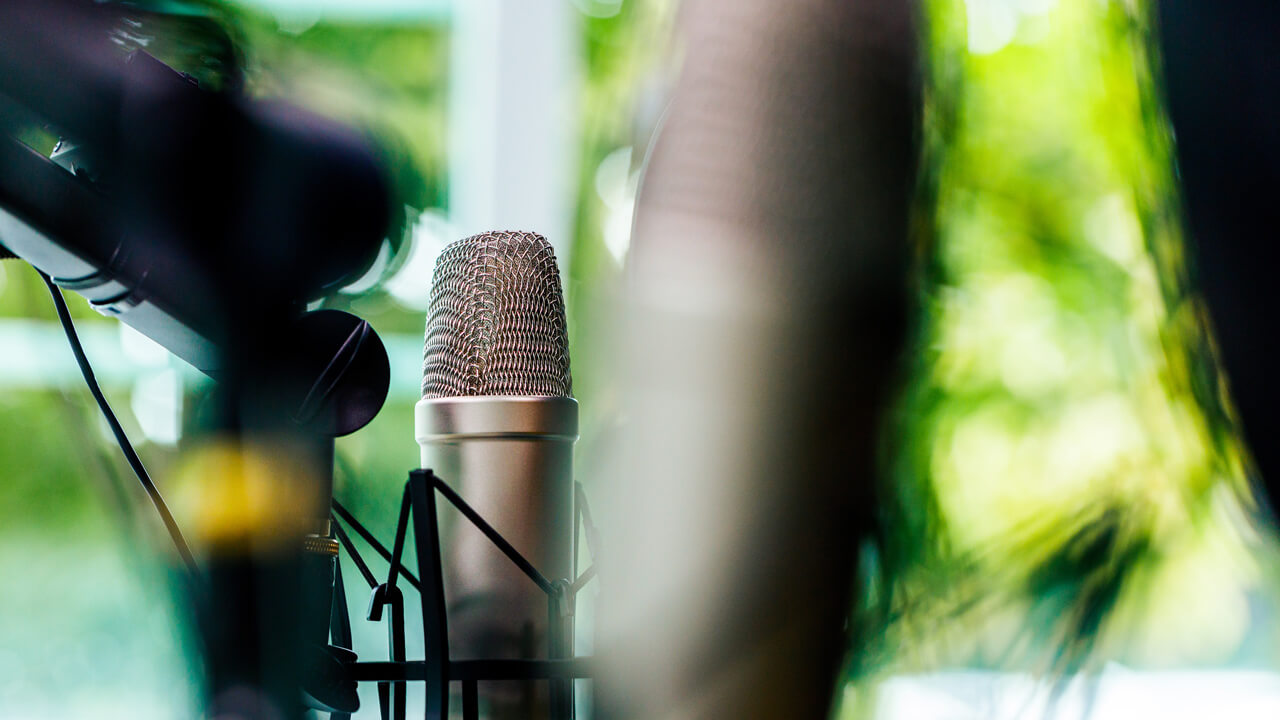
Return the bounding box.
[1157,0,1280,502]
[448,0,581,267]
[596,1,920,719]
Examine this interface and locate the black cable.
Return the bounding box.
[38,271,198,576]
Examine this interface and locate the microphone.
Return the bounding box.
[416,230,577,714]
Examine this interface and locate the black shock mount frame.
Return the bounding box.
[328,469,599,720]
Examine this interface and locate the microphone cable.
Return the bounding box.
[38,269,199,578]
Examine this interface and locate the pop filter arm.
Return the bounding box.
[0,2,398,717]
[0,0,394,404]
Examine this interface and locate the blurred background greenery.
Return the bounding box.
[1,0,1277,718]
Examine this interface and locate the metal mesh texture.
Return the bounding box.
[421,231,572,399]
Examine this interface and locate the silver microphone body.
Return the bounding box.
[415,395,577,658]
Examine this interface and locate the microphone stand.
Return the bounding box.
[194,309,389,719]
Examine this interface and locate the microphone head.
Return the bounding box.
[422,230,572,399]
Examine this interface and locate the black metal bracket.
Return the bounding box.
[330,469,600,720]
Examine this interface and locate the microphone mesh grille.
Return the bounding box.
[422,230,572,398]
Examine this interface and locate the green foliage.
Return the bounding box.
[867,0,1274,686]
